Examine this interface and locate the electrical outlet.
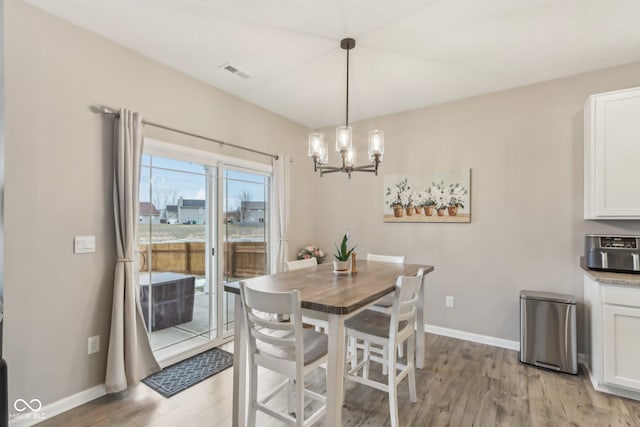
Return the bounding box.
[445,296,455,308]
[88,335,100,355]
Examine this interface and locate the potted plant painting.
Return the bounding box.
[334,233,356,272]
[447,183,468,216]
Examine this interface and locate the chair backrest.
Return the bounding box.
[239,282,304,365]
[366,253,405,264]
[285,257,318,272]
[389,269,424,340]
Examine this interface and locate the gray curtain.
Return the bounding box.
[270,154,291,273]
[105,109,160,393]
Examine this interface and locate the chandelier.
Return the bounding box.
[307,38,384,179]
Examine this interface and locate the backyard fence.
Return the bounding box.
[138,241,266,278]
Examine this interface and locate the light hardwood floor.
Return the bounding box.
[38,334,640,426]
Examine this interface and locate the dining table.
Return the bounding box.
[224,260,434,427]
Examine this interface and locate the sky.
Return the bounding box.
[140,154,268,212]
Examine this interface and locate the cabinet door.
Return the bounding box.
[603,304,640,389]
[585,87,640,219]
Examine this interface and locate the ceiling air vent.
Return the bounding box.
[219,63,251,79]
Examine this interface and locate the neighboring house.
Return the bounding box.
[139,202,160,224]
[178,197,205,224]
[240,201,266,223]
[162,205,178,224]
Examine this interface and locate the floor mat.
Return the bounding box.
[142,348,233,397]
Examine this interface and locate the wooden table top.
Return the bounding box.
[224,261,434,315]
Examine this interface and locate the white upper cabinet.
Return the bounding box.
[585,87,640,219]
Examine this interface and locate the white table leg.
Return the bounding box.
[326,313,345,426]
[232,294,246,427]
[416,281,425,369]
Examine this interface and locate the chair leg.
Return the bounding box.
[248,362,258,427]
[408,335,417,402]
[363,341,370,379]
[388,344,399,427]
[295,374,304,427]
[382,344,388,375]
[342,334,348,405]
[349,336,357,369]
[287,379,295,414]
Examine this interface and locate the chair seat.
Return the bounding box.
[345,309,408,338]
[257,328,328,365]
[374,294,394,308]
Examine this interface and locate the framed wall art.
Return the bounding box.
[383,169,471,223]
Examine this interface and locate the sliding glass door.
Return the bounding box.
[139,142,272,362]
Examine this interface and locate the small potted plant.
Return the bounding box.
[385,178,409,217]
[333,233,356,272]
[429,181,448,216]
[401,189,414,216]
[412,191,424,215]
[447,183,468,216]
[422,189,436,216]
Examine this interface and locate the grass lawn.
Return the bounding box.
[139,223,266,243]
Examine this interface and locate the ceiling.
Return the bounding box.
[25,0,640,129]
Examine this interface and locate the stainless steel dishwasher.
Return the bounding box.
[519,290,577,374]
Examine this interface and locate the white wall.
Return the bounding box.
[311,61,640,346]
[4,0,315,407]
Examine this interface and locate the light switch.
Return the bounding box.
[74,235,96,254]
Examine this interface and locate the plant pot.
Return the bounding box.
[393,206,404,217]
[437,208,446,217]
[333,259,351,272]
[415,206,422,215]
[425,206,434,216]
[447,206,459,216]
[405,205,414,216]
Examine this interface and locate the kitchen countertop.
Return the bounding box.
[580,256,640,286]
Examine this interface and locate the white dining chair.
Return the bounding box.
[285,257,318,272]
[349,253,406,371]
[239,282,327,427]
[283,257,327,333]
[344,269,425,427]
[366,253,405,312]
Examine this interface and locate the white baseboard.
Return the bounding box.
[9,384,105,427]
[580,359,640,401]
[425,324,521,351]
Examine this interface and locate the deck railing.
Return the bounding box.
[138,241,266,278]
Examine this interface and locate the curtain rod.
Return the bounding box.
[92,105,279,160]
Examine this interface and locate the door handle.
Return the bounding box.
[633,253,639,271]
[600,251,608,269]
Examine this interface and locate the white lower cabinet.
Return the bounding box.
[603,304,640,389]
[584,274,640,400]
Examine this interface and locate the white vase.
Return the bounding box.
[333,259,350,272]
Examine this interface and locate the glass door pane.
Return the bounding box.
[222,169,270,333]
[139,155,218,361]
